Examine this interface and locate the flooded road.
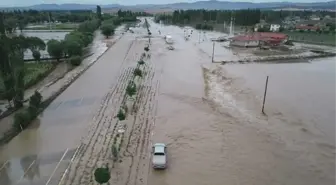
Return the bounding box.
[0,18,334,185]
[147,19,335,185]
[0,29,134,185]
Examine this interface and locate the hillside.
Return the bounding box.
[1,1,335,11]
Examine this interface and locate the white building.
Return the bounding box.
[270,24,281,32]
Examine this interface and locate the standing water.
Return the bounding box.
[221,57,335,144]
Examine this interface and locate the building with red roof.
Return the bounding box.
[230,32,288,47]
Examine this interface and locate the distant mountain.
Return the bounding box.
[1,1,335,11]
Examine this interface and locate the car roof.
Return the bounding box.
[154,146,165,153]
[154,143,165,147]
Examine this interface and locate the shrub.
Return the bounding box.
[32,50,41,61]
[101,24,115,38]
[112,144,118,161]
[133,68,142,77]
[13,111,31,131]
[29,91,42,108]
[47,39,64,61]
[117,109,125,121]
[138,60,145,65]
[126,82,136,97]
[94,167,110,184]
[144,46,149,52]
[69,56,82,66]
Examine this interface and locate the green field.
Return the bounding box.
[0,63,54,98]
[285,31,336,46]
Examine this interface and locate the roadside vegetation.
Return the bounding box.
[94,18,151,182]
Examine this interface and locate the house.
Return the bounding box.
[270,24,281,32]
[230,33,288,47]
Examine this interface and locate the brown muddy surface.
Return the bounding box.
[0,18,334,185]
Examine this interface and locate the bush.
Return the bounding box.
[69,56,82,66]
[138,60,145,65]
[133,68,142,77]
[101,24,115,38]
[29,91,42,108]
[94,167,110,184]
[63,39,83,57]
[112,144,118,161]
[144,46,149,52]
[117,109,125,121]
[47,39,64,61]
[32,50,41,61]
[13,111,31,131]
[126,82,136,97]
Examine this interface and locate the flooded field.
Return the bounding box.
[220,57,335,144]
[20,30,69,59]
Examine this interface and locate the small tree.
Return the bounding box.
[117,109,125,121]
[112,144,118,162]
[94,167,110,184]
[101,24,115,38]
[63,39,83,57]
[126,82,136,97]
[69,56,82,66]
[134,68,142,77]
[138,60,145,65]
[32,50,41,62]
[144,46,149,52]
[47,39,64,61]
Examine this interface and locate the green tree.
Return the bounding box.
[117,109,125,121]
[126,82,136,97]
[4,17,17,33]
[63,38,83,57]
[26,37,46,52]
[47,39,64,61]
[101,24,115,38]
[112,144,118,162]
[69,56,82,66]
[94,167,110,185]
[96,5,102,21]
[32,50,41,61]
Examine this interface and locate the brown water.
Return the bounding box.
[221,58,335,144]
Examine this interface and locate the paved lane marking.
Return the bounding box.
[17,160,36,184]
[58,144,81,185]
[45,148,69,185]
[0,160,9,172]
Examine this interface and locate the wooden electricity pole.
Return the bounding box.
[261,76,269,114]
[211,42,215,63]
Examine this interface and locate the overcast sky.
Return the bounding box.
[0,0,333,7]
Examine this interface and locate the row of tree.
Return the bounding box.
[154,9,336,27]
[0,13,49,107]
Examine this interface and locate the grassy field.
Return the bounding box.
[284,31,336,46]
[0,63,55,98]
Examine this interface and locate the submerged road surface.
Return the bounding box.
[0,32,137,185]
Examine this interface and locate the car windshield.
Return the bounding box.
[154,152,165,156]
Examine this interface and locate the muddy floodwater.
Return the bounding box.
[220,57,335,144]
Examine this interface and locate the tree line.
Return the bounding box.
[155,9,336,30]
[0,7,138,109]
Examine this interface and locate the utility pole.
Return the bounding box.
[211,42,215,63]
[261,76,269,114]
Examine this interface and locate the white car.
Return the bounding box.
[152,143,167,169]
